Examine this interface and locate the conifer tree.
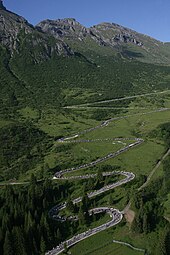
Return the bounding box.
[40,236,46,255]
[12,227,27,255]
[143,213,149,234]
[67,196,75,213]
[155,228,169,255]
[56,228,62,242]
[78,207,86,226]
[3,231,14,255]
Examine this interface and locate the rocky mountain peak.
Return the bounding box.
[36,18,89,41]
[0,5,33,51]
[0,5,73,57]
[37,18,144,48]
[0,0,6,10]
[58,18,77,26]
[90,22,143,47]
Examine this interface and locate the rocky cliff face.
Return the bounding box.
[37,18,89,41]
[0,3,73,57]
[0,8,33,51]
[37,18,170,64]
[90,22,143,47]
[37,19,144,48]
[0,2,169,64]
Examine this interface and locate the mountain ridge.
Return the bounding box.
[0,1,170,182]
[36,17,170,65]
[0,4,73,57]
[0,0,170,64]
[0,3,170,112]
[37,18,166,44]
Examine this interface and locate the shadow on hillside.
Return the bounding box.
[122,49,144,59]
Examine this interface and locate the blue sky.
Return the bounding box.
[4,0,170,42]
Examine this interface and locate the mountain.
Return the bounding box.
[1,3,170,255]
[0,2,74,113]
[36,18,143,47]
[37,18,170,65]
[0,0,170,64]
[0,1,72,56]
[0,2,169,110]
[0,1,170,181]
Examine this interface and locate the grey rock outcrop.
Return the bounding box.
[90,22,143,47]
[1,3,168,64]
[37,18,144,49]
[112,33,143,46]
[0,7,33,51]
[36,18,90,41]
[0,4,73,57]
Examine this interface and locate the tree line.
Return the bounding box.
[0,175,71,255]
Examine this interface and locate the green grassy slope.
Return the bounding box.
[9,45,170,107]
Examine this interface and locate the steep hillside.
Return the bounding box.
[0,1,170,111]
[0,1,170,180]
[0,3,168,110]
[0,2,72,56]
[37,18,170,65]
[1,3,170,255]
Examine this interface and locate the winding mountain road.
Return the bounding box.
[47,168,136,255]
[46,107,169,255]
[1,91,169,254]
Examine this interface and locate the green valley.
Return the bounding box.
[0,1,170,255]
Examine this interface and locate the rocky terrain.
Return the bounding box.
[37,17,170,64]
[0,0,169,64]
[0,0,72,56]
[36,18,145,50]
[0,2,170,255]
